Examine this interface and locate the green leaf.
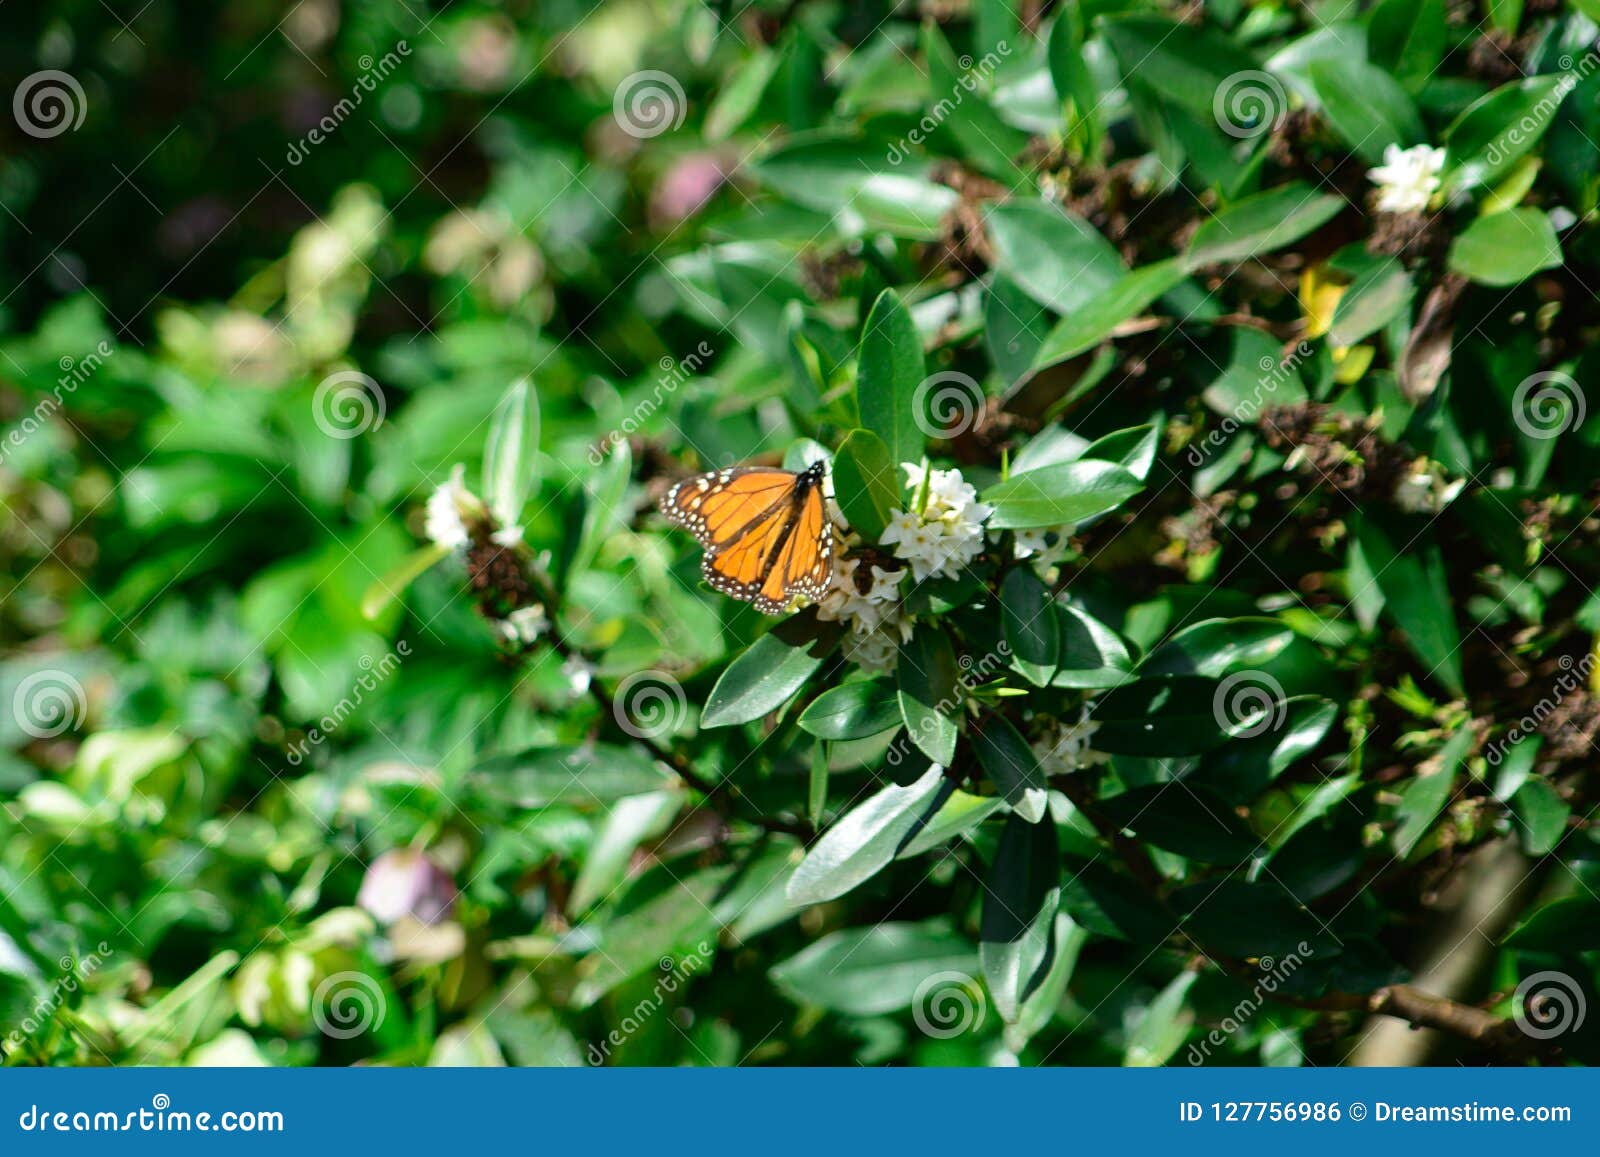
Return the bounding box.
[1125,971,1197,1067]
[482,377,539,528]
[572,440,631,579]
[1328,261,1414,349]
[1368,0,1446,90]
[1306,58,1422,164]
[1100,16,1261,117]
[1185,186,1344,269]
[1081,423,1160,482]
[786,764,947,906]
[921,24,1029,182]
[1031,260,1186,367]
[1505,895,1600,952]
[703,619,842,728]
[705,48,781,142]
[1142,617,1295,678]
[971,713,1048,823]
[897,627,962,765]
[857,289,927,469]
[361,543,449,621]
[1194,697,1339,801]
[1444,76,1573,194]
[852,174,963,241]
[897,788,1007,858]
[1447,208,1563,287]
[985,201,1124,317]
[1053,603,1137,689]
[831,428,900,540]
[798,678,902,740]
[1089,676,1235,756]
[571,867,730,1007]
[981,459,1143,530]
[474,745,677,808]
[1098,784,1260,862]
[1172,879,1325,958]
[769,922,979,1015]
[1350,515,1464,697]
[1001,567,1058,686]
[986,275,1052,386]
[1509,778,1569,856]
[1393,725,1474,856]
[979,815,1060,1023]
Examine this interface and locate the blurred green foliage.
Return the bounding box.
[5,0,1600,1069]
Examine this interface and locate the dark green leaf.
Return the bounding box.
[982,459,1143,530]
[703,618,842,728]
[857,289,927,469]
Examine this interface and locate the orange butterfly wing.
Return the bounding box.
[661,463,833,614]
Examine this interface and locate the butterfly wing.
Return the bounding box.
[660,468,795,550]
[663,464,834,614]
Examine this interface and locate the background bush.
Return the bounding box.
[4,0,1600,1067]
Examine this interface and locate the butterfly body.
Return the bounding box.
[660,460,834,614]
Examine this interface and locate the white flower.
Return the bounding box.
[1393,459,1465,515]
[1031,714,1110,777]
[878,463,992,582]
[1011,526,1071,571]
[1368,144,1446,215]
[562,656,594,696]
[816,554,907,636]
[425,465,484,551]
[499,604,549,646]
[841,626,901,675]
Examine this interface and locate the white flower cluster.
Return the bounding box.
[1030,714,1110,777]
[879,463,992,582]
[1368,144,1446,216]
[424,465,481,551]
[818,553,911,675]
[1011,525,1072,572]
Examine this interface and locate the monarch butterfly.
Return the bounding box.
[660,460,834,614]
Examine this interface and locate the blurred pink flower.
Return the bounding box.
[357,850,457,926]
